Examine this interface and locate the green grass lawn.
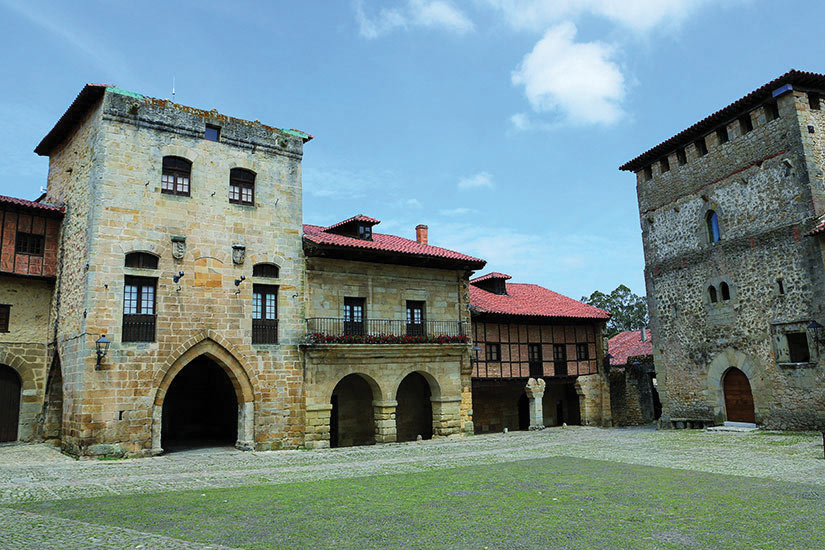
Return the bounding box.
[15,456,825,549]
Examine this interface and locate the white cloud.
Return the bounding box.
[511,22,625,125]
[398,198,423,208]
[302,166,397,199]
[457,172,494,190]
[439,207,478,216]
[355,0,473,38]
[482,0,712,33]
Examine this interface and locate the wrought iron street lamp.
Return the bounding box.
[95,334,111,370]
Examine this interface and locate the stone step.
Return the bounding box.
[707,421,758,433]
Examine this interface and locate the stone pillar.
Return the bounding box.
[525,378,546,430]
[304,403,332,449]
[431,396,462,436]
[235,401,255,451]
[373,400,397,443]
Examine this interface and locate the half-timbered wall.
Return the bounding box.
[0,210,60,278]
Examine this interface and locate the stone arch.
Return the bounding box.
[0,350,37,393]
[117,240,164,258]
[389,369,442,401]
[328,371,382,403]
[151,336,256,452]
[699,201,724,245]
[706,349,763,424]
[395,371,440,442]
[228,158,261,173]
[329,372,382,448]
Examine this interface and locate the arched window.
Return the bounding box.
[720,281,731,301]
[229,168,255,206]
[706,210,721,243]
[253,263,279,278]
[125,252,159,269]
[161,156,191,196]
[708,285,718,303]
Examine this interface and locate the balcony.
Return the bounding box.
[306,318,468,344]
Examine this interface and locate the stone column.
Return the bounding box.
[235,401,255,451]
[525,377,546,430]
[431,396,462,436]
[373,400,397,443]
[304,403,332,449]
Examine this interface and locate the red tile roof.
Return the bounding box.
[470,272,511,283]
[470,282,610,320]
[324,214,381,232]
[0,194,64,215]
[620,70,825,172]
[807,220,825,236]
[303,222,486,268]
[608,330,653,366]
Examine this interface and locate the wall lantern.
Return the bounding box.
[95,334,111,370]
[234,275,246,295]
[807,321,825,345]
[173,271,185,292]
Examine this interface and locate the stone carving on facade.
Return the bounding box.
[171,236,186,260]
[232,244,246,265]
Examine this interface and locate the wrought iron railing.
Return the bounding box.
[122,315,156,343]
[306,318,468,344]
[252,319,279,344]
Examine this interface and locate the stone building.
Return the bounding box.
[0,196,63,443]
[621,70,825,430]
[469,272,612,432]
[607,329,660,426]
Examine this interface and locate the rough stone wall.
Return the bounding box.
[637,89,825,430]
[609,364,657,426]
[0,275,54,441]
[45,88,307,456]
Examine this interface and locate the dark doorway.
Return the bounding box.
[517,393,529,431]
[0,365,21,442]
[723,368,755,423]
[565,384,582,425]
[330,374,375,448]
[556,401,565,425]
[396,372,433,442]
[161,356,238,451]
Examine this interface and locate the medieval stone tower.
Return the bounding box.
[36,85,311,456]
[622,70,825,430]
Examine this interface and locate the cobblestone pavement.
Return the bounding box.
[1,427,822,549]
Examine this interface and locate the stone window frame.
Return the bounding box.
[770,321,818,367]
[705,276,735,308]
[229,168,256,206]
[699,202,724,246]
[161,156,192,197]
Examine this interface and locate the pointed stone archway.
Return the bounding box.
[152,338,255,454]
[706,349,763,425]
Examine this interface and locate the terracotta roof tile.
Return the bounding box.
[470,283,610,320]
[303,223,486,267]
[0,194,64,215]
[324,214,381,232]
[470,272,512,283]
[608,330,653,366]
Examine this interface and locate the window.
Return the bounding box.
[485,343,501,362]
[709,285,718,303]
[0,305,9,333]
[406,300,425,336]
[252,284,278,344]
[642,166,653,181]
[810,93,821,111]
[777,278,785,295]
[205,124,220,142]
[357,224,372,240]
[694,137,708,156]
[720,281,731,301]
[125,252,158,269]
[716,127,729,144]
[576,343,589,361]
[765,101,780,121]
[739,115,753,134]
[787,332,810,363]
[676,148,687,165]
[229,168,255,205]
[706,210,721,243]
[344,297,365,336]
[161,156,191,196]
[252,263,279,278]
[528,343,542,377]
[660,157,670,173]
[15,232,44,256]
[122,276,156,342]
[553,344,567,376]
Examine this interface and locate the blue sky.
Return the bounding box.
[0,0,822,299]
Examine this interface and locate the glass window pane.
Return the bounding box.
[253,293,262,319]
[141,285,154,314]
[124,285,138,314]
[266,294,276,319]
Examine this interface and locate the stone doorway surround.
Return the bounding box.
[151,338,255,454]
[706,349,764,425]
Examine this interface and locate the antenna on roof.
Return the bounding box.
[172,76,175,101]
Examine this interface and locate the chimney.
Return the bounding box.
[640,327,647,341]
[416,224,428,245]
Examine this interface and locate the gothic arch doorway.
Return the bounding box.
[723,367,755,423]
[330,373,379,448]
[395,372,434,442]
[0,365,21,442]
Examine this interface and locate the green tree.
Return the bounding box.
[581,285,649,338]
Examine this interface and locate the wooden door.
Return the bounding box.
[0,365,21,442]
[723,368,755,423]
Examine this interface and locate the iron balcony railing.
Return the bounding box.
[306,318,469,344]
[122,315,156,343]
[252,319,279,344]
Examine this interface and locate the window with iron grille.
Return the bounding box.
[15,232,44,256]
[553,344,567,376]
[161,156,191,196]
[0,305,9,333]
[344,297,365,335]
[576,343,589,361]
[122,276,156,342]
[253,284,278,344]
[252,263,279,278]
[485,343,501,361]
[406,301,425,336]
[229,168,255,206]
[125,252,159,269]
[528,343,542,377]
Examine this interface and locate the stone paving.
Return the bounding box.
[0,427,823,549]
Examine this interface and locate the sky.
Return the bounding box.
[0,0,823,300]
